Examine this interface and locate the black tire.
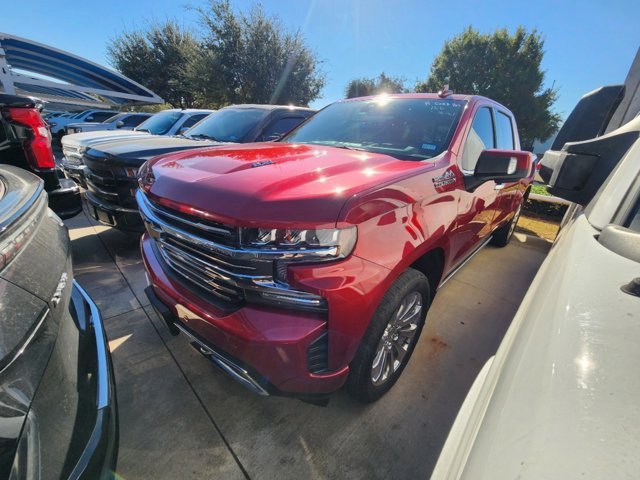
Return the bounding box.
[491,199,523,247]
[347,268,431,403]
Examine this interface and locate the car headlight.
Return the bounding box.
[241,226,357,259]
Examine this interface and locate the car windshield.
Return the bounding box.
[136,111,183,135]
[185,108,269,142]
[70,111,87,119]
[103,113,126,123]
[283,97,466,160]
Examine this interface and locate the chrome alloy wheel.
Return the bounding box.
[371,291,423,386]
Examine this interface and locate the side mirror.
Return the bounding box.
[85,116,94,122]
[177,126,190,135]
[465,149,532,191]
[116,120,125,128]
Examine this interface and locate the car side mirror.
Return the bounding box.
[85,116,94,122]
[177,126,190,135]
[116,120,125,128]
[465,149,533,191]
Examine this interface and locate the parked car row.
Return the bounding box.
[62,104,315,229]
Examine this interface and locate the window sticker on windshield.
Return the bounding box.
[422,143,437,150]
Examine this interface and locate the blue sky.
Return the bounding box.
[3,0,639,117]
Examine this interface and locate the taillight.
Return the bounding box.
[2,107,56,169]
[137,161,155,193]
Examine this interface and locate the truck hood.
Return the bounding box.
[62,130,150,149]
[146,143,425,227]
[86,135,223,165]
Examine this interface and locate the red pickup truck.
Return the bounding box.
[139,93,534,403]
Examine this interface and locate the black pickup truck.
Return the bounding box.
[0,164,118,478]
[0,94,82,219]
[82,104,314,231]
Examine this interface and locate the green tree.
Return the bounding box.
[345,72,407,98]
[416,27,560,149]
[107,21,203,108]
[196,0,325,106]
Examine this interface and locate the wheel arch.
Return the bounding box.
[409,247,446,295]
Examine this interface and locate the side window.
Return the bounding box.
[262,116,306,140]
[122,115,148,127]
[89,112,116,123]
[180,114,207,130]
[495,111,515,150]
[461,107,494,172]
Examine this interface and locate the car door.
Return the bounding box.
[451,105,501,265]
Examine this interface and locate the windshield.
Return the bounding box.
[103,113,126,123]
[70,111,87,119]
[283,97,466,160]
[185,108,269,142]
[136,110,183,135]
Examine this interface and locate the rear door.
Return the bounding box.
[452,105,501,264]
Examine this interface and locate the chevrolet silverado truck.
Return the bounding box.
[1,94,82,219]
[83,104,314,231]
[60,109,215,187]
[0,165,117,478]
[138,93,534,403]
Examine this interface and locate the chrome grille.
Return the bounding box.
[147,198,238,247]
[138,190,328,312]
[62,145,83,165]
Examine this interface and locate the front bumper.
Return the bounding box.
[68,280,118,479]
[141,233,349,396]
[141,231,393,397]
[84,191,143,231]
[61,157,88,188]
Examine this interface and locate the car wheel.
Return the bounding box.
[347,268,430,403]
[491,200,523,247]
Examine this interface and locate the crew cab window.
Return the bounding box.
[461,107,495,172]
[495,111,515,150]
[262,116,306,140]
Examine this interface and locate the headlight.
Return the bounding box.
[241,226,357,258]
[137,161,154,192]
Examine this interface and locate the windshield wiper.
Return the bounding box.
[188,133,220,141]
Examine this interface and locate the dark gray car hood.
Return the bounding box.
[85,135,227,165]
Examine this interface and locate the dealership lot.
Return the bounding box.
[65,203,550,480]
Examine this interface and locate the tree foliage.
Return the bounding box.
[107,21,202,108]
[195,1,325,106]
[416,27,561,149]
[345,73,407,98]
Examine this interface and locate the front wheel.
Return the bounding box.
[347,268,431,403]
[491,199,523,247]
